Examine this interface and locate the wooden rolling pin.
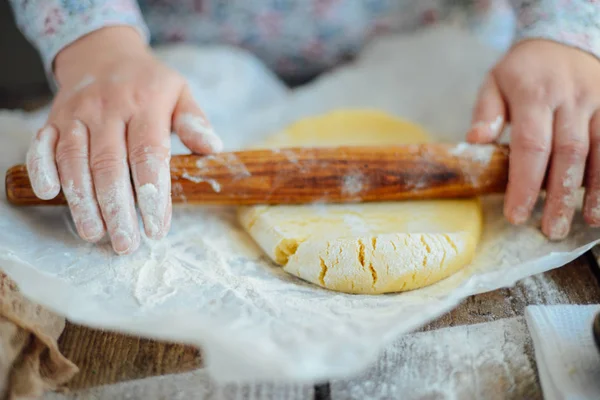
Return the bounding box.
[5,143,510,206]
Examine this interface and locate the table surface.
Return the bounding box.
[53,250,600,398]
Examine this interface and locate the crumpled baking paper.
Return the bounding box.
[0,26,598,384]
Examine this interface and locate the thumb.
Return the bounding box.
[467,73,507,144]
[172,86,223,154]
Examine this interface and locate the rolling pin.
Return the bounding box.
[5,143,510,206]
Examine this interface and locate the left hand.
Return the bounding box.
[467,39,600,239]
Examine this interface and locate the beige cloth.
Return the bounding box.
[0,271,78,400]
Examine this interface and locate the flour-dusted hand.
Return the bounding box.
[467,40,600,239]
[26,27,222,255]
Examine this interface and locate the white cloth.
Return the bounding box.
[525,305,600,400]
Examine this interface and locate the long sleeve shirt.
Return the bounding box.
[8,0,600,81]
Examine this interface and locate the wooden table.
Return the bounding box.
[53,251,600,399]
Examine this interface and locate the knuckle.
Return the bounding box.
[90,152,126,174]
[131,87,151,107]
[509,74,559,105]
[513,132,550,155]
[56,142,88,164]
[573,90,593,109]
[521,83,554,104]
[129,144,169,166]
[554,139,588,159]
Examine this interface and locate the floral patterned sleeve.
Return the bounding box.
[8,0,150,73]
[510,0,600,59]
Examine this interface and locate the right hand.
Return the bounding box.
[26,27,222,255]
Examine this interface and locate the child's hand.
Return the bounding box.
[26,27,222,255]
[467,39,600,239]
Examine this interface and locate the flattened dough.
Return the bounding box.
[238,110,482,294]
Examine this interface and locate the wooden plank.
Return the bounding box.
[58,324,201,390]
[424,256,600,330]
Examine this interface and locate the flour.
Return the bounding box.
[472,115,504,138]
[176,113,223,152]
[135,155,171,239]
[181,171,222,192]
[63,178,104,242]
[449,142,495,165]
[195,153,251,180]
[563,165,579,189]
[512,195,535,225]
[342,173,364,197]
[332,317,536,399]
[26,126,60,200]
[97,169,138,254]
[449,143,497,187]
[549,215,570,240]
[587,194,600,224]
[171,181,187,202]
[220,153,252,177]
[520,274,567,304]
[280,149,299,165]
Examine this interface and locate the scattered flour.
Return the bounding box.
[96,168,138,254]
[331,317,536,399]
[548,215,570,240]
[472,115,504,137]
[341,173,364,197]
[449,142,495,165]
[133,151,171,239]
[562,165,579,189]
[182,171,222,192]
[519,274,567,304]
[63,177,104,242]
[195,153,251,182]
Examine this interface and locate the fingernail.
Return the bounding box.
[201,130,224,152]
[113,232,133,255]
[512,207,529,225]
[137,179,168,239]
[81,219,104,242]
[177,113,223,152]
[585,201,600,227]
[144,215,163,239]
[548,216,570,240]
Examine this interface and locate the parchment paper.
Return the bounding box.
[1,26,598,384]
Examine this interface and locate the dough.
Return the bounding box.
[238,110,482,294]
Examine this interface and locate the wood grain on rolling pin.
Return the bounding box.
[5,143,510,206]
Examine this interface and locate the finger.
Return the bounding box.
[90,119,140,255]
[584,110,600,226]
[467,74,507,143]
[26,125,61,199]
[173,86,223,154]
[503,104,553,225]
[55,120,105,242]
[541,107,589,239]
[128,111,172,240]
